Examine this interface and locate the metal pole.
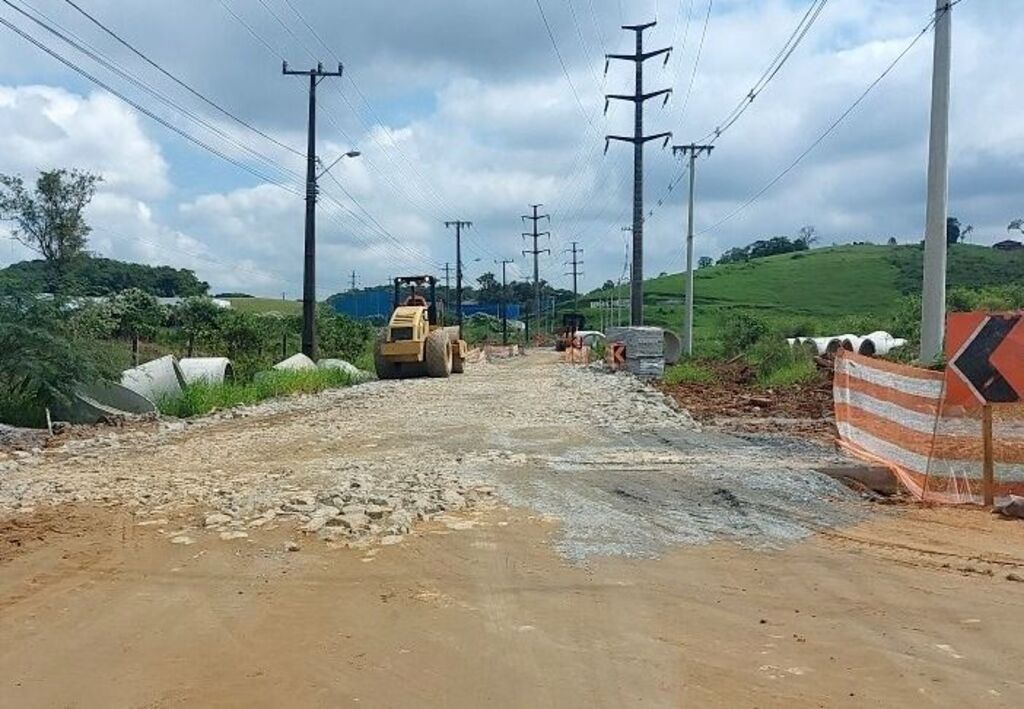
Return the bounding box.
[920,0,953,363]
[445,221,472,340]
[631,28,644,326]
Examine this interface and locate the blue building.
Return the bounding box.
[331,290,520,321]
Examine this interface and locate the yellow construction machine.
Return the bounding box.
[374,275,468,379]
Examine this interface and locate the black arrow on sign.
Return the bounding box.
[952,314,1021,403]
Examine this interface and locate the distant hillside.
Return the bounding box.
[0,255,209,297]
[226,297,301,315]
[580,244,1024,346]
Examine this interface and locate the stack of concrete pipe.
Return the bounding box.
[606,326,666,378]
[787,331,907,357]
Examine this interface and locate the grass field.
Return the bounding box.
[226,297,303,315]
[577,244,1024,350]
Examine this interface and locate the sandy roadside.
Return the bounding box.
[1,503,1022,709]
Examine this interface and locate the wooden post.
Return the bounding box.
[982,403,995,507]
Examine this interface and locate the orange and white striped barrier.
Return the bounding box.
[833,351,1024,503]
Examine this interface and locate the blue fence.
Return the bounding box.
[331,290,521,321]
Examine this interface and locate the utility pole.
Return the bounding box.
[564,241,584,313]
[349,270,358,291]
[441,262,452,325]
[445,221,472,339]
[672,143,714,356]
[283,60,344,360]
[521,204,550,342]
[605,22,672,326]
[920,0,953,363]
[497,258,514,346]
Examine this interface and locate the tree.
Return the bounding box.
[474,272,501,303]
[0,169,101,293]
[106,288,166,365]
[698,256,713,269]
[887,237,898,246]
[172,297,223,357]
[1010,218,1024,236]
[796,225,818,248]
[946,216,962,245]
[601,279,615,290]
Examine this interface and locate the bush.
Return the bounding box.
[663,359,716,385]
[719,312,770,355]
[157,367,353,418]
[747,338,817,388]
[0,295,118,426]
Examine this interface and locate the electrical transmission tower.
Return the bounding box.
[605,21,672,326]
[672,143,714,355]
[282,60,345,360]
[496,258,515,346]
[521,205,550,340]
[444,221,472,338]
[349,270,358,291]
[564,241,584,313]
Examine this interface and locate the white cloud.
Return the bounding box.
[0,84,169,199]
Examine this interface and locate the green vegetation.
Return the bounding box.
[157,367,354,418]
[580,244,1024,355]
[226,297,302,315]
[663,359,716,386]
[746,339,817,388]
[0,256,210,297]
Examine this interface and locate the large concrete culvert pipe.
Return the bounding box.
[179,357,234,385]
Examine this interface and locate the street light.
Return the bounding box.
[317,150,361,179]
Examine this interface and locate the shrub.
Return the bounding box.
[747,338,817,388]
[0,294,117,426]
[663,359,716,385]
[719,312,770,355]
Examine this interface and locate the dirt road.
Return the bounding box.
[2,353,1023,707]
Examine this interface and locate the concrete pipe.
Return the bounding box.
[841,335,864,352]
[318,358,371,382]
[53,380,158,424]
[663,330,682,365]
[121,355,186,403]
[825,337,845,354]
[858,331,907,357]
[179,357,234,385]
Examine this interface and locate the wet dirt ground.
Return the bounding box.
[1,353,1023,707]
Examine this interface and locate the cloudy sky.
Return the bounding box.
[0,0,1020,297]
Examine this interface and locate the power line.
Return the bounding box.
[535,0,597,130]
[0,12,303,194]
[61,0,303,157]
[696,10,943,236]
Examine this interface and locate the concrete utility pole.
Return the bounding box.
[564,241,584,313]
[441,262,452,325]
[496,258,515,346]
[605,21,672,326]
[283,61,345,360]
[672,143,714,356]
[444,221,472,339]
[920,0,953,363]
[521,204,550,341]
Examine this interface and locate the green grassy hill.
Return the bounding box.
[227,297,302,315]
[579,244,1024,352]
